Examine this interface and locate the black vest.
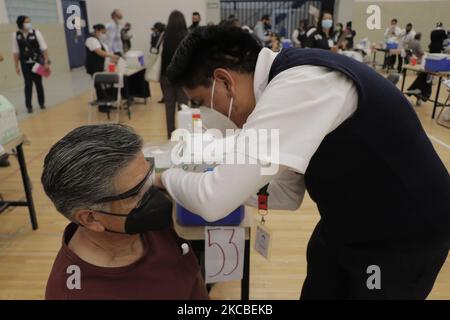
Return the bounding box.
[16,30,42,63]
[85,36,105,76]
[268,48,450,246]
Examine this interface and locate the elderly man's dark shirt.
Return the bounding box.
[45,223,208,300]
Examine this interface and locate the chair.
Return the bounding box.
[89,72,124,123]
[436,80,450,128]
[387,72,401,86]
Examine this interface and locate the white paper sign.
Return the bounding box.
[204,227,245,284]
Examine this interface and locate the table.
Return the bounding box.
[372,48,391,70]
[174,207,253,300]
[0,135,38,230]
[401,64,450,119]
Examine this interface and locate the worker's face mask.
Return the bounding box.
[322,19,333,29]
[23,23,32,31]
[210,79,234,121]
[91,171,173,234]
[99,33,107,42]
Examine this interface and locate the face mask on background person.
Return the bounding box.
[322,19,333,30]
[99,33,107,42]
[23,23,32,31]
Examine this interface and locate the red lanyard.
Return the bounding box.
[257,185,269,224]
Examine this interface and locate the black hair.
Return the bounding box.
[261,14,270,21]
[299,19,308,29]
[164,10,187,57]
[16,15,29,30]
[392,18,398,24]
[414,33,422,40]
[93,24,106,32]
[406,23,413,28]
[219,18,240,28]
[167,26,262,89]
[153,22,165,33]
[193,12,200,16]
[346,21,352,28]
[317,11,334,35]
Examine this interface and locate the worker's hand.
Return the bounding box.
[331,46,339,53]
[153,172,166,190]
[44,63,51,71]
[111,55,120,63]
[15,65,21,76]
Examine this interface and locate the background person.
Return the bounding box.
[161,11,189,139]
[106,9,124,56]
[12,15,50,114]
[42,124,208,300]
[121,22,133,53]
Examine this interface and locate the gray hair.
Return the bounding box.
[41,124,143,221]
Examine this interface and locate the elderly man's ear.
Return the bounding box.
[74,210,106,232]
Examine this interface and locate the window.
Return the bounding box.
[5,0,59,24]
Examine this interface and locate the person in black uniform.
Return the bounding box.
[429,22,447,53]
[160,26,450,300]
[407,23,448,106]
[85,24,119,77]
[12,16,50,114]
[305,11,338,52]
[292,20,308,48]
[344,21,356,49]
[85,24,120,113]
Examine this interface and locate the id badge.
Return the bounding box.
[254,224,272,260]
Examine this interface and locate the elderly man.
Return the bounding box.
[106,9,124,55]
[42,124,208,300]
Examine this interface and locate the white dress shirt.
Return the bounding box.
[162,48,358,222]
[85,37,109,52]
[105,21,123,54]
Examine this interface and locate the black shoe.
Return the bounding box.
[40,105,46,110]
[158,98,165,104]
[0,157,10,167]
[27,108,33,114]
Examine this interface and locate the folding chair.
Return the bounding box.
[436,80,450,128]
[89,72,124,123]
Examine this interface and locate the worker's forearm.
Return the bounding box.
[95,49,114,58]
[42,50,49,63]
[162,162,277,222]
[13,54,19,68]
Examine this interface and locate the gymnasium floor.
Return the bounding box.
[0,72,449,300]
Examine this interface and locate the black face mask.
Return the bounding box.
[94,186,173,235]
[192,21,199,27]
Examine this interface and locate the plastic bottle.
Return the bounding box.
[177,104,193,132]
[192,109,202,133]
